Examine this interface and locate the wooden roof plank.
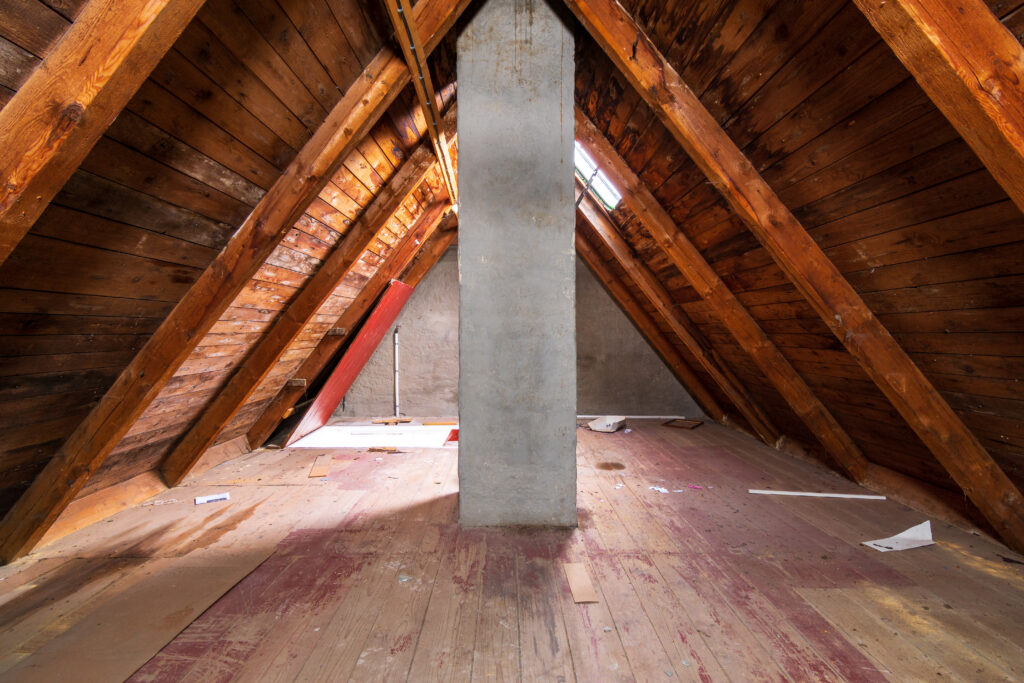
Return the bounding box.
[577,195,780,445]
[852,0,1024,216]
[160,147,446,486]
[575,108,869,482]
[0,0,472,564]
[246,213,457,449]
[564,0,1024,552]
[0,0,207,268]
[574,230,725,422]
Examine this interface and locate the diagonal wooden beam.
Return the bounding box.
[574,230,725,422]
[247,215,458,449]
[0,0,207,267]
[383,0,459,204]
[565,0,1024,551]
[0,0,473,563]
[853,0,1024,215]
[577,195,780,445]
[575,110,869,481]
[160,143,448,486]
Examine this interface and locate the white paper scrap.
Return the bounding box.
[194,492,230,505]
[748,489,886,500]
[589,415,626,433]
[649,486,670,493]
[863,521,934,552]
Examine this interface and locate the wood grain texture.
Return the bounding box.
[566,0,1024,553]
[853,0,1024,215]
[575,108,869,481]
[0,0,473,563]
[0,0,206,266]
[578,195,780,444]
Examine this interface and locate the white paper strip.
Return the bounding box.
[195,492,230,505]
[863,520,935,552]
[748,489,886,500]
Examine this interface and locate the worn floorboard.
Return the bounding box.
[1,421,1022,681]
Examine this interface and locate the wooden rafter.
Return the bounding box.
[577,195,780,445]
[160,136,451,485]
[565,0,1024,551]
[575,110,869,482]
[574,231,725,421]
[853,0,1024,215]
[382,0,459,204]
[247,216,458,449]
[0,0,473,564]
[0,0,206,267]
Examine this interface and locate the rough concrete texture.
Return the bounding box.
[575,258,704,417]
[336,252,702,418]
[457,0,577,527]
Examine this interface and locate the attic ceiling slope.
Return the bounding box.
[0,0,472,563]
[0,0,205,267]
[566,0,1024,552]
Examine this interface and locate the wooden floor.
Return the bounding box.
[2,421,1024,681]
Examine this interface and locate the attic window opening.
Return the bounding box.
[574,140,621,210]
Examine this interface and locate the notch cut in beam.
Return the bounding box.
[0,0,473,564]
[0,0,206,267]
[565,0,1024,552]
[577,195,780,445]
[383,0,459,205]
[246,217,458,449]
[575,110,868,482]
[852,0,1024,216]
[574,232,725,421]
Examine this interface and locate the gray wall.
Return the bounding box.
[337,250,701,418]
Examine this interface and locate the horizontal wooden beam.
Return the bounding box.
[246,216,458,449]
[577,196,779,444]
[0,0,472,564]
[574,231,725,421]
[0,0,206,267]
[575,110,869,482]
[853,0,1024,215]
[566,0,1024,552]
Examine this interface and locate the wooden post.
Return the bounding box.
[0,0,206,267]
[575,110,869,482]
[853,0,1024,215]
[246,219,458,449]
[574,232,725,421]
[577,197,780,445]
[564,0,1024,552]
[0,0,473,563]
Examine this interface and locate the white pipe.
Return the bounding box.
[393,325,400,417]
[576,415,698,420]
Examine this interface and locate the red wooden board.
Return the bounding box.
[285,280,415,446]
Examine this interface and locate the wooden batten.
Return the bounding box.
[575,110,869,482]
[565,0,1024,552]
[574,232,725,421]
[0,0,206,267]
[577,196,780,445]
[852,0,1024,216]
[0,0,474,564]
[247,215,457,449]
